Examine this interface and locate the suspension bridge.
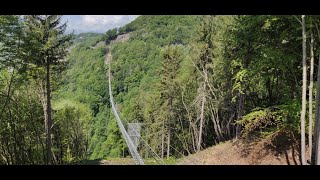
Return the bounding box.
[107,49,165,165]
[106,41,202,165]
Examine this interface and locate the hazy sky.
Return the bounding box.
[62,15,139,34]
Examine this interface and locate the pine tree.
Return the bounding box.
[158,45,182,159]
[0,15,22,69]
[22,15,72,164]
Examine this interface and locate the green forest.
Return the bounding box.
[1,15,320,165]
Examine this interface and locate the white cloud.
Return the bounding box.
[83,15,124,26]
[64,15,139,34]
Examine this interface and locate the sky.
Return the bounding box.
[61,15,139,34]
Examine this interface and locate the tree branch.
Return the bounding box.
[294,15,302,25]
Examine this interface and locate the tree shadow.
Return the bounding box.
[77,159,104,165]
[263,131,299,165]
[284,145,298,165]
[284,150,290,165]
[235,131,300,165]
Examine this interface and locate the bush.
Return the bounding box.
[237,100,301,139]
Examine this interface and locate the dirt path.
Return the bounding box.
[84,158,134,165]
[105,50,112,65]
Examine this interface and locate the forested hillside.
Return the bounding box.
[105,15,320,164]
[1,15,320,165]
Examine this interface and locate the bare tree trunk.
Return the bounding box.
[214,109,224,141]
[181,93,198,153]
[236,93,244,138]
[210,106,223,142]
[311,23,320,165]
[181,93,198,152]
[45,63,53,165]
[210,108,221,142]
[313,52,320,165]
[190,126,196,152]
[309,30,314,161]
[197,80,206,152]
[300,15,307,165]
[161,119,165,159]
[167,97,172,159]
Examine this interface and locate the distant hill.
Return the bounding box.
[55,15,201,160]
[73,32,103,44]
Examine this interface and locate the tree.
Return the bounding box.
[22,15,72,164]
[158,45,182,159]
[308,23,314,161]
[104,28,118,45]
[314,55,320,164]
[0,15,22,117]
[53,100,92,164]
[0,15,23,69]
[193,15,216,151]
[313,21,320,165]
[300,15,307,165]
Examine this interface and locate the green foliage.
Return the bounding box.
[0,15,22,69]
[110,15,313,158]
[102,28,118,45]
[53,33,127,160]
[238,100,301,139]
[237,108,281,137]
[99,119,126,158]
[54,37,107,112]
[123,15,200,46]
[74,32,103,44]
[53,100,92,163]
[22,15,73,68]
[110,16,199,157]
[2,15,318,164]
[0,70,45,164]
[0,15,76,164]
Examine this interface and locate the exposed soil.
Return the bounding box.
[84,158,134,165]
[111,33,130,43]
[177,138,302,165]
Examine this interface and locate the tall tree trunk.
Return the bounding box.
[311,23,320,165]
[182,93,198,152]
[45,63,53,165]
[197,80,206,152]
[313,52,320,165]
[167,97,172,159]
[210,107,223,142]
[214,109,224,141]
[161,119,165,159]
[236,93,244,138]
[309,30,314,161]
[266,78,273,106]
[300,15,307,165]
[210,108,221,142]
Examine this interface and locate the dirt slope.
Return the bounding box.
[84,139,301,165]
[177,139,301,165]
